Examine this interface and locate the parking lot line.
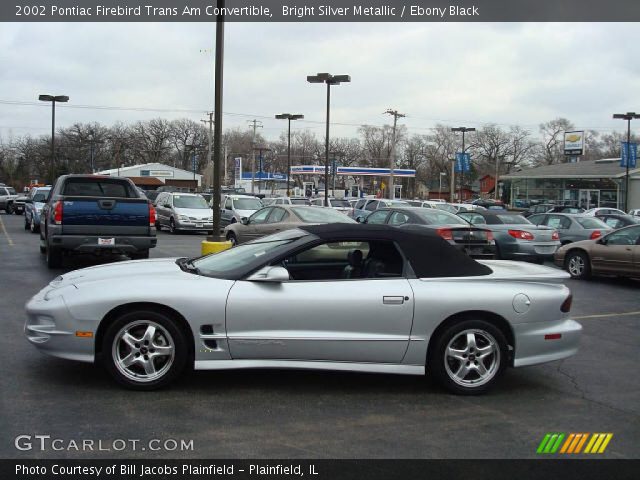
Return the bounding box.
[0,215,14,246]
[574,311,640,320]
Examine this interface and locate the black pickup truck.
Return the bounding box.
[40,175,157,268]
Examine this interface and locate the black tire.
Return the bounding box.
[130,249,150,260]
[155,220,161,231]
[169,218,177,234]
[24,217,30,230]
[565,250,591,279]
[226,231,237,247]
[30,217,39,234]
[5,203,14,215]
[102,309,189,390]
[428,319,508,395]
[46,245,63,269]
[14,208,21,215]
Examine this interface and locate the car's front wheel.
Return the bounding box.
[103,310,189,390]
[169,218,178,234]
[429,319,508,395]
[565,250,591,279]
[6,203,14,214]
[226,231,237,246]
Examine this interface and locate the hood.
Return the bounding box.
[48,258,184,288]
[174,207,212,219]
[477,260,569,283]
[236,209,257,218]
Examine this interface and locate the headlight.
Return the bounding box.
[35,207,43,214]
[44,285,77,301]
[178,215,190,221]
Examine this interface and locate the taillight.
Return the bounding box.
[561,294,572,313]
[508,229,535,241]
[590,230,601,240]
[149,203,156,227]
[53,201,63,224]
[436,228,453,241]
[551,231,559,241]
[486,230,494,242]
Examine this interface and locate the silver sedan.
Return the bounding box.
[25,224,581,395]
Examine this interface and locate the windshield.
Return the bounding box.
[292,206,355,223]
[33,191,50,202]
[7,187,16,195]
[496,214,531,224]
[290,198,309,205]
[414,209,468,225]
[434,204,458,214]
[576,217,609,229]
[192,229,308,276]
[330,199,350,207]
[234,198,263,210]
[173,195,209,209]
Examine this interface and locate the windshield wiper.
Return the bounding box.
[176,257,201,275]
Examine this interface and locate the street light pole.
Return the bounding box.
[613,112,639,212]
[307,73,350,206]
[38,94,69,183]
[439,172,446,199]
[276,113,304,197]
[451,126,475,202]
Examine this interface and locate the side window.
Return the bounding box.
[354,199,365,210]
[250,207,272,224]
[528,214,544,225]
[606,227,640,245]
[604,218,621,229]
[365,201,378,212]
[366,210,389,224]
[559,217,572,229]
[268,208,288,223]
[546,216,565,229]
[224,197,232,209]
[389,211,410,225]
[282,240,403,280]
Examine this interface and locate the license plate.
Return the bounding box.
[196,223,203,228]
[98,238,115,246]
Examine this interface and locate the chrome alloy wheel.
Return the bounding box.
[567,255,584,277]
[112,320,175,383]
[444,329,500,387]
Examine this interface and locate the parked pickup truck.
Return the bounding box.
[40,175,157,268]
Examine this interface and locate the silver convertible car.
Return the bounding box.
[25,224,581,395]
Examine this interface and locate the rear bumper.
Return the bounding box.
[50,234,157,253]
[513,318,582,367]
[500,242,560,260]
[451,243,496,259]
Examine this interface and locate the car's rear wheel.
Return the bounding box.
[565,251,591,279]
[102,310,188,390]
[226,231,237,246]
[429,319,508,395]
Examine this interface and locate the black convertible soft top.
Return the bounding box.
[300,224,492,278]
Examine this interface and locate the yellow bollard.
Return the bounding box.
[201,240,233,256]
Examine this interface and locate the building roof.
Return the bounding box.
[501,158,640,180]
[96,162,203,179]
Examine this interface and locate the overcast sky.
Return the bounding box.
[0,22,637,144]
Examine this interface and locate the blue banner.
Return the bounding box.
[621,142,637,168]
[455,152,471,172]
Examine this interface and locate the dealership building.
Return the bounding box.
[500,158,640,210]
[96,163,203,190]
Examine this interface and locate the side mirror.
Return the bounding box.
[598,238,607,245]
[241,217,249,225]
[247,266,290,282]
[356,216,365,223]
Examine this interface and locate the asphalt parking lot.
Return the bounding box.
[0,212,638,459]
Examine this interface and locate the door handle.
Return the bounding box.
[383,296,406,305]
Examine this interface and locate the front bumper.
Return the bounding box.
[24,288,95,363]
[175,220,213,231]
[512,318,581,367]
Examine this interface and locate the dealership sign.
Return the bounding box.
[564,131,585,156]
[140,169,174,177]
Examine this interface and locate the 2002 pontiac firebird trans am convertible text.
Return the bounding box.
[25,224,581,395]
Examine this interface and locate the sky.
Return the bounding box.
[0,21,638,145]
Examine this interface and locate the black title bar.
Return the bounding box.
[3,0,640,22]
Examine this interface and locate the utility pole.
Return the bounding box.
[384,109,405,200]
[450,159,456,203]
[89,129,96,173]
[201,112,214,189]
[248,119,263,194]
[613,112,640,211]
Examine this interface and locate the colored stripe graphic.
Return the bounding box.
[541,433,613,454]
